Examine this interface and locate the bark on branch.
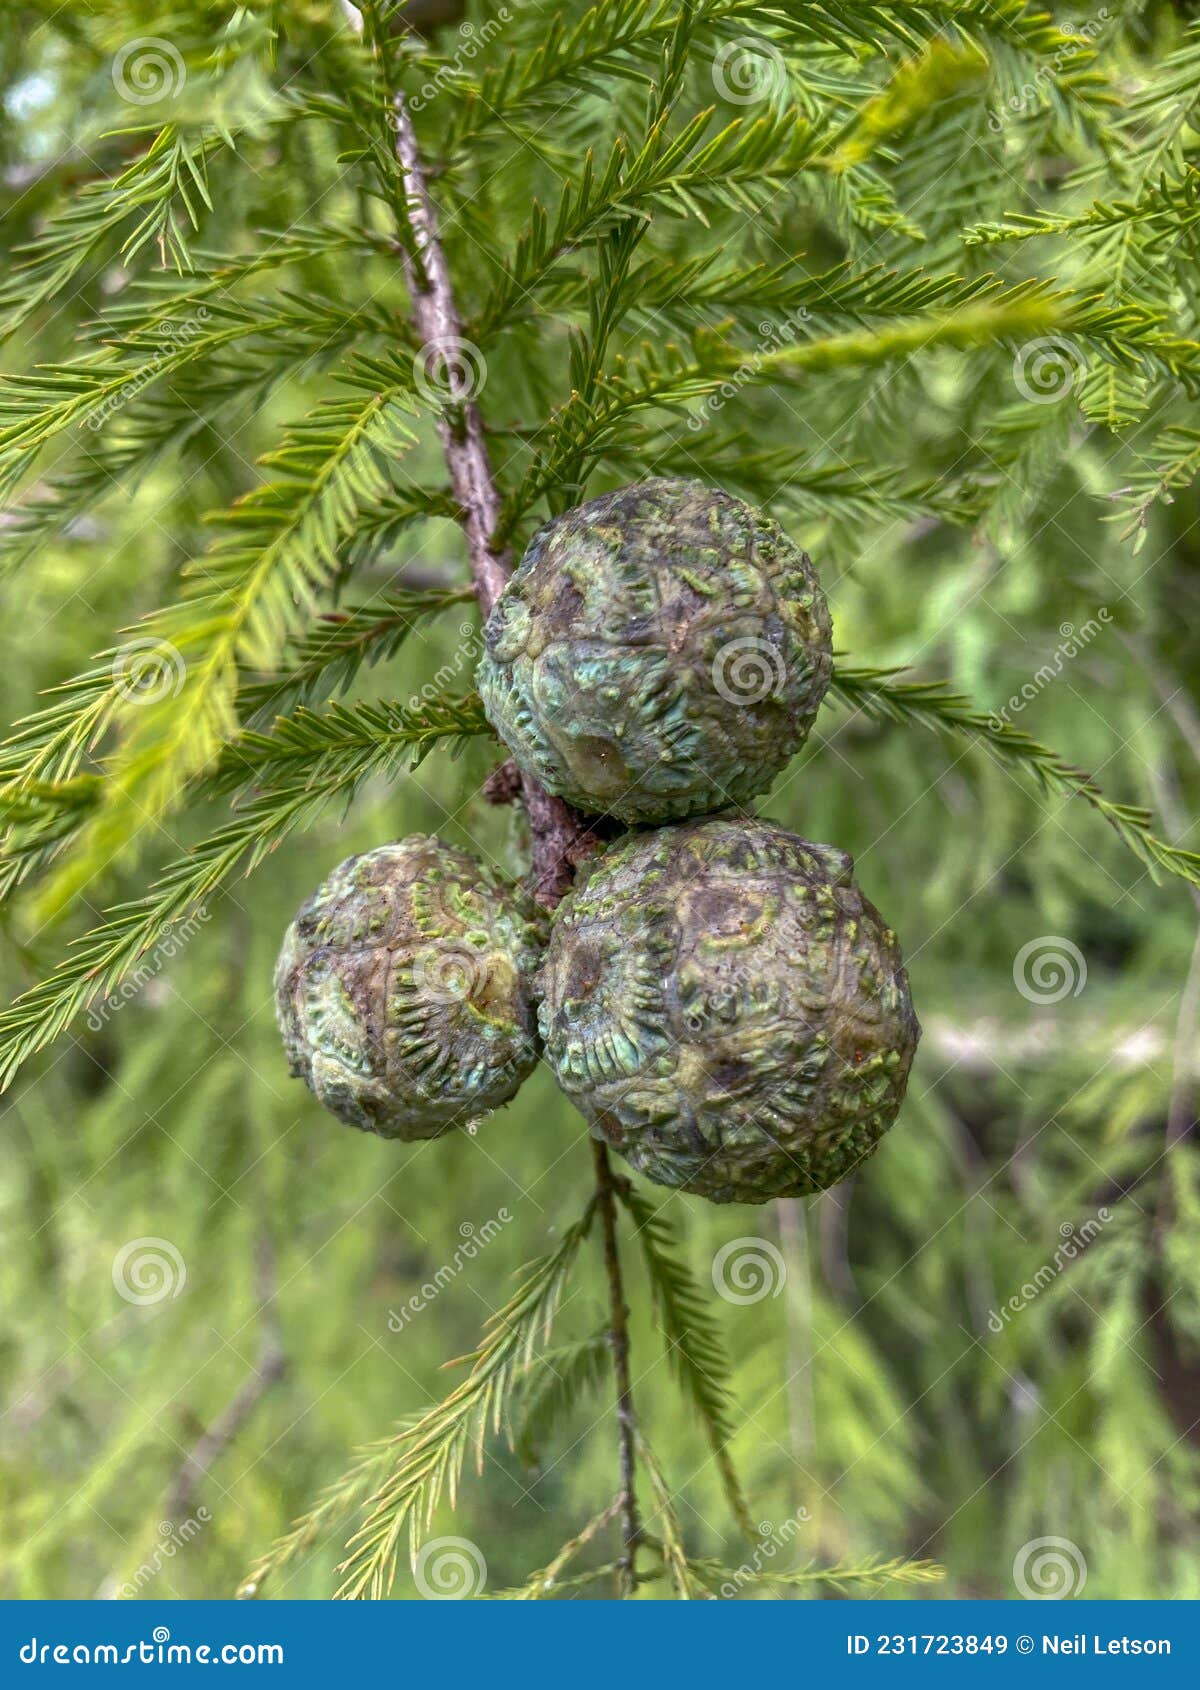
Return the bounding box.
[390,93,589,907]
[592,1137,642,1595]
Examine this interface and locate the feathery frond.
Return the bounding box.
[692,1553,947,1594]
[827,663,1200,890]
[0,697,487,1088]
[493,1498,623,1600]
[28,369,424,921]
[514,1332,612,1471]
[334,1205,597,1599]
[620,1184,752,1535]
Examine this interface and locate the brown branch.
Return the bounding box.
[390,95,509,613]
[164,1230,286,1522]
[592,1137,641,1596]
[389,91,589,906]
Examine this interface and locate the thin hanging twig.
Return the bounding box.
[165,1229,286,1522]
[592,1137,642,1595]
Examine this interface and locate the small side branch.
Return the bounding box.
[592,1137,641,1596]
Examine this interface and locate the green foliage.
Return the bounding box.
[0,696,491,1088]
[620,1183,752,1534]
[828,664,1200,888]
[3,0,1199,1605]
[513,1333,611,1471]
[690,1553,948,1595]
[332,1203,597,1599]
[491,1499,623,1599]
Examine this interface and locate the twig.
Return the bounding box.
[776,1199,814,1477]
[164,1230,286,1521]
[389,90,588,905]
[512,1495,624,1599]
[592,1137,641,1596]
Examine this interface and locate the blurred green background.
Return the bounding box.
[2,0,1199,1600]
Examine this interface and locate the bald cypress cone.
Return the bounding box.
[537,817,919,1203]
[275,837,544,1140]
[477,479,832,824]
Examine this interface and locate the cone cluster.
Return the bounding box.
[276,479,919,1203]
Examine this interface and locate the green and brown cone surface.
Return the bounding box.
[477,479,833,823]
[538,817,920,1203]
[275,837,544,1139]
